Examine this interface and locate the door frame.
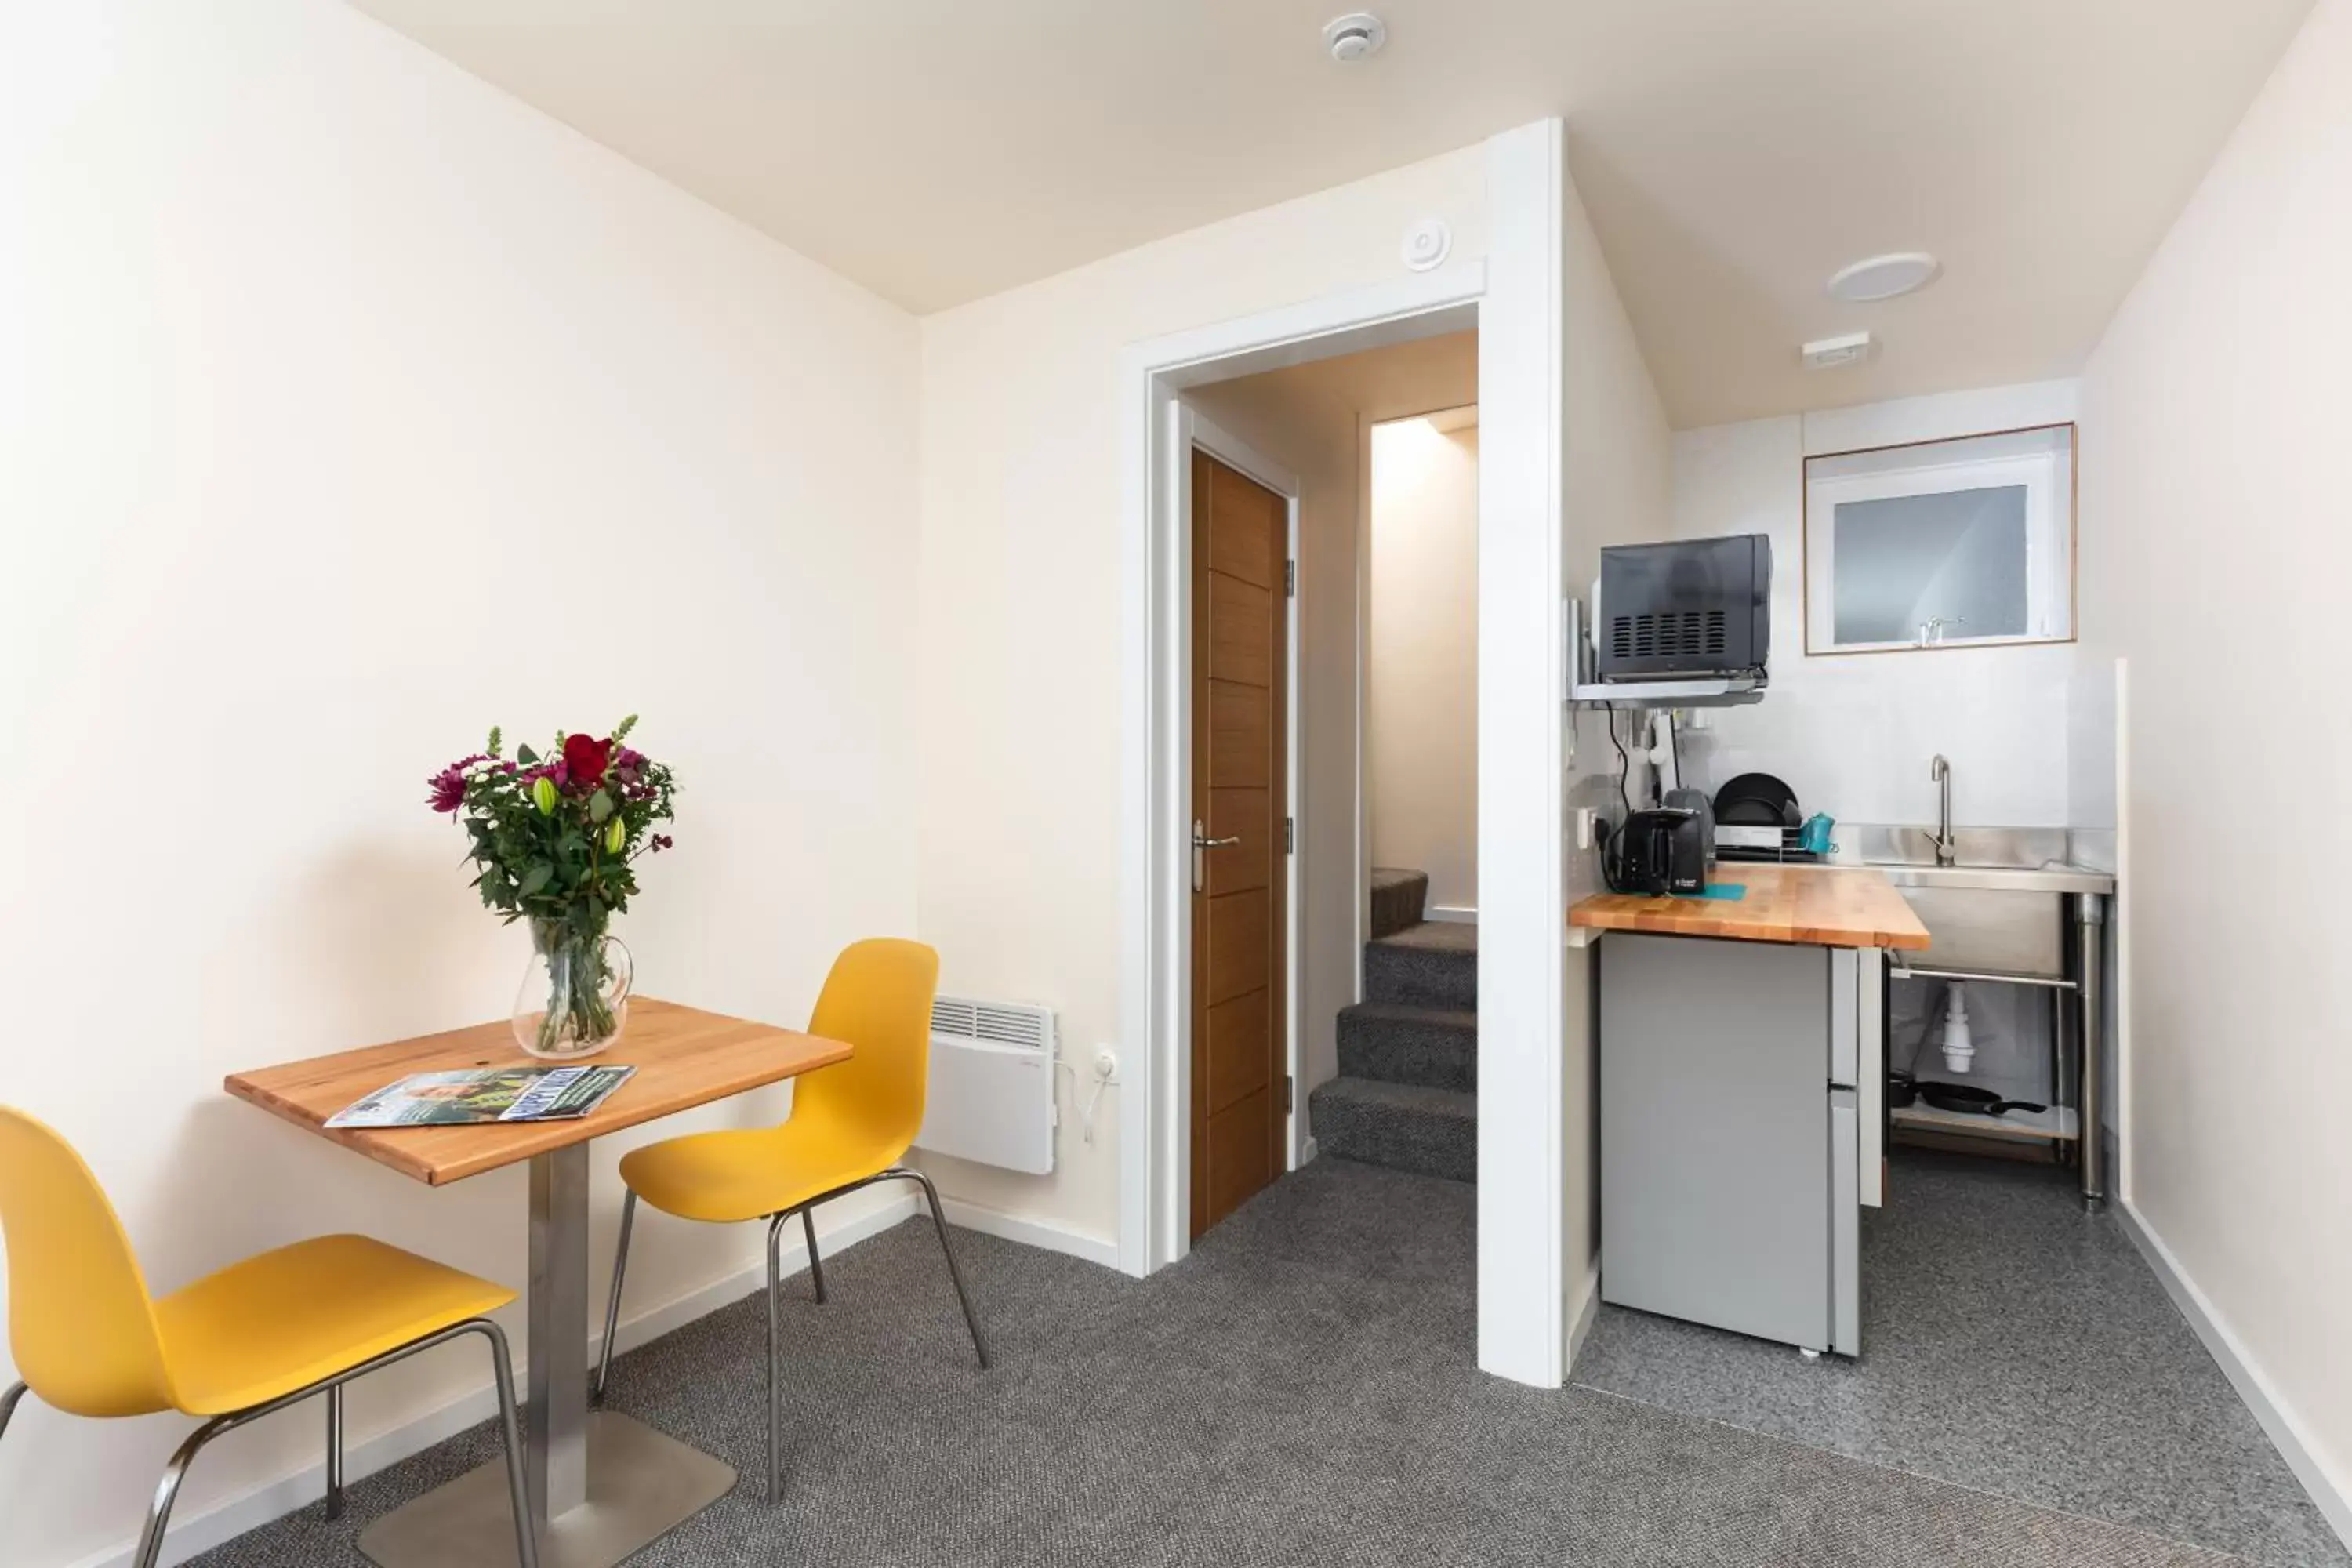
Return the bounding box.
[1117,122,1570,1393]
[1122,270,1483,1274]
[1174,409,1303,1236]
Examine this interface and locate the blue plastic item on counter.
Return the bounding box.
[1798,812,1838,856]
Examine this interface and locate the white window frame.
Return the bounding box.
[1803,423,2078,655]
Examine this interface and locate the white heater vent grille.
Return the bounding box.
[929,996,1052,1052]
[918,994,1058,1174]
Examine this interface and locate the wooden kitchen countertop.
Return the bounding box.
[1570,862,1931,950]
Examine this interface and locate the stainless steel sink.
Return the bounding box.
[1838,822,2114,1210]
[1847,825,2114,893]
[1872,863,2114,895]
[1841,825,2114,975]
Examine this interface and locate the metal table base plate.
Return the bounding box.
[358,1411,735,1568]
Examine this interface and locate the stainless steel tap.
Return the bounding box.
[1929,754,1956,866]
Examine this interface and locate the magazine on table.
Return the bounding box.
[325,1065,636,1129]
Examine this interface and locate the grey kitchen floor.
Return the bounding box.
[1576,1146,2347,1567]
[187,1150,2337,1568]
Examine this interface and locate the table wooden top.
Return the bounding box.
[1569,863,1932,950]
[224,998,851,1186]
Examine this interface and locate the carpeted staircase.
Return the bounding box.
[1308,868,1477,1183]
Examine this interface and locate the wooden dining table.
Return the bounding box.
[226,997,852,1568]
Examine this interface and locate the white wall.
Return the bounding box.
[2078,0,2352,1541]
[1671,381,2082,829]
[1368,420,1480,915]
[0,4,920,1563]
[913,147,1490,1249]
[1555,150,1675,1359]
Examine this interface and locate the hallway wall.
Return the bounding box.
[1368,419,1481,916]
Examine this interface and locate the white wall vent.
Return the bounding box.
[915,994,1057,1174]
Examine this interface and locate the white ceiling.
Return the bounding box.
[350,0,2314,427]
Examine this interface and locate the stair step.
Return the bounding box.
[1338,1003,1476,1091]
[1368,866,1429,941]
[1309,1076,1475,1184]
[1363,921,1477,1010]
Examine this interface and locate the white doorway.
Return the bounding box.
[1116,122,1575,1392]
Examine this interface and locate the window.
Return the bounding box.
[1803,424,2074,654]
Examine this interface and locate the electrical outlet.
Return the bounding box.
[1092,1047,1120,1084]
[1577,808,1597,851]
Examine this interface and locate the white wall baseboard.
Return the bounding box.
[84,1192,922,1568]
[1298,1134,1321,1167]
[1425,905,1478,924]
[2115,1199,2351,1555]
[937,1194,1120,1270]
[1562,1258,1603,1370]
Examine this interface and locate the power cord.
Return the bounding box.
[1055,1054,1116,1145]
[1603,701,1632,816]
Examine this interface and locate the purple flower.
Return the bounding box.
[426,754,485,815]
[649,833,673,854]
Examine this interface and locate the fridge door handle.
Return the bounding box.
[1829,947,1859,1087]
[1858,947,1885,1207]
[1830,1088,1860,1356]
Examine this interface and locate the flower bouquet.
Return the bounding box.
[428,718,677,1058]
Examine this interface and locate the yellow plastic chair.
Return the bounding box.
[593,938,986,1500]
[0,1108,538,1568]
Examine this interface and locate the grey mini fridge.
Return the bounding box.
[1598,931,1863,1356]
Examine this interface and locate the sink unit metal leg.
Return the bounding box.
[2047,984,2068,1167]
[2074,893,2107,1210]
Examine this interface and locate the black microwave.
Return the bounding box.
[1595,534,1771,681]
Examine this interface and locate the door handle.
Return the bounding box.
[1191,818,1242,892]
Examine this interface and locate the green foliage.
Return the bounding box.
[437,724,678,938]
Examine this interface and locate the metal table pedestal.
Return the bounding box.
[361,1146,735,1566]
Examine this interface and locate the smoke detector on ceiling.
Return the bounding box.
[1323,13,1387,62]
[1828,252,1941,303]
[1802,332,1876,370]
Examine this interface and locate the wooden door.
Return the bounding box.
[1189,449,1289,1240]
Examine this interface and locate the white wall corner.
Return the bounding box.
[2114,1201,2352,1553]
[1563,1258,1604,1370]
[1474,117,1569,1389]
[938,1194,1121,1270]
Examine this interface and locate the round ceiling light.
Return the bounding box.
[1827,252,1941,303]
[1323,13,1387,62]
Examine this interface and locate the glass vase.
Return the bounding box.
[513,918,633,1060]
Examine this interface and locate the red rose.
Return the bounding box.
[563,733,612,787]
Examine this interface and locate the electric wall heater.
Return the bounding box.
[913,995,1058,1174]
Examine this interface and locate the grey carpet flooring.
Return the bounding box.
[1576,1149,2345,1567]
[199,1156,2267,1568]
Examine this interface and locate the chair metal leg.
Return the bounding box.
[902,1168,991,1369]
[111,1320,533,1568]
[323,1384,346,1519]
[131,1414,232,1568]
[474,1320,541,1568]
[764,1214,786,1503]
[0,1381,25,1449]
[593,1188,637,1406]
[801,1206,827,1304]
